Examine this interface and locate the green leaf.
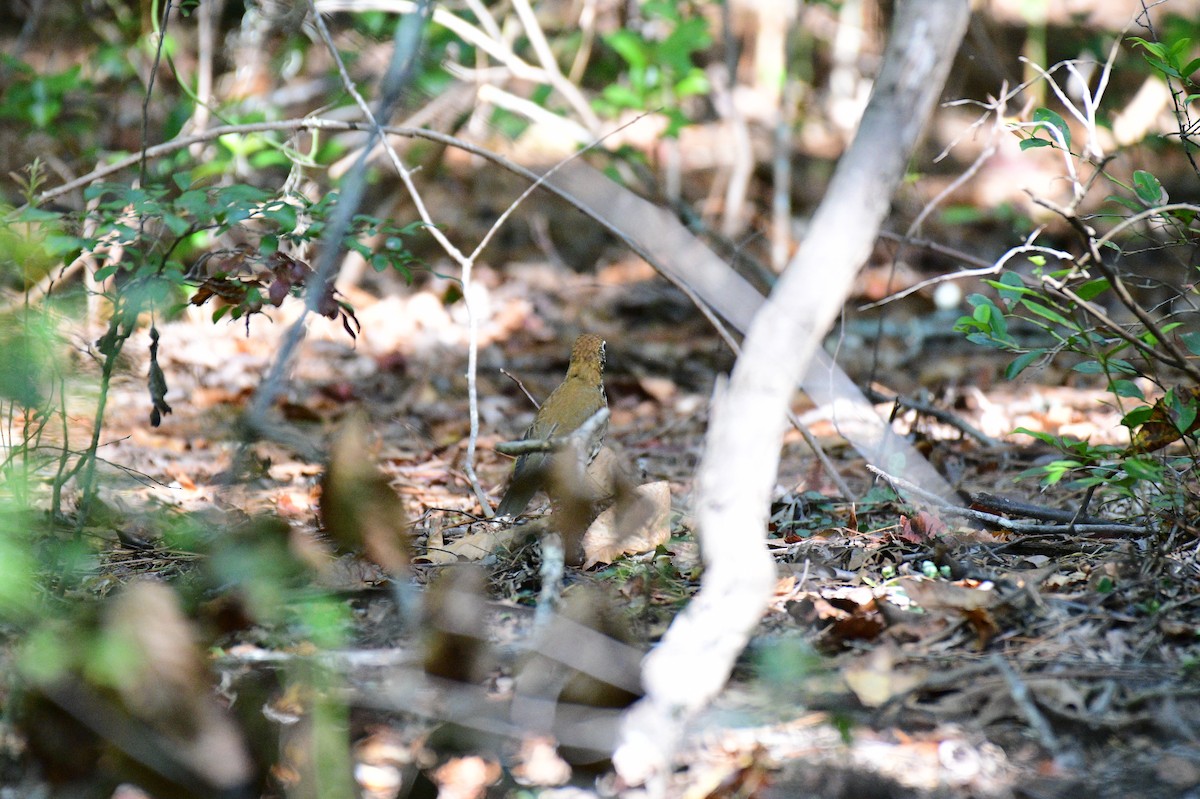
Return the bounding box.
[1033,107,1071,150]
[1146,56,1183,79]
[1020,137,1053,151]
[1005,349,1044,379]
[1106,358,1139,375]
[1074,277,1111,301]
[1124,458,1162,482]
[984,275,1034,304]
[1040,460,1079,486]
[953,315,981,334]
[673,70,710,98]
[1020,298,1077,330]
[160,212,191,237]
[43,234,88,257]
[1121,406,1155,427]
[966,333,1005,349]
[1105,194,1144,212]
[1109,379,1144,400]
[227,184,274,206]
[605,30,650,71]
[1181,330,1200,356]
[1177,404,1198,436]
[175,189,211,219]
[1014,427,1062,447]
[1170,389,1198,431]
[260,202,297,231]
[1132,170,1167,206]
[601,84,644,110]
[1128,37,1167,59]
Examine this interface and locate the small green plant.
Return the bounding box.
[594,1,711,136]
[0,56,94,132]
[49,179,425,328]
[951,38,1200,516]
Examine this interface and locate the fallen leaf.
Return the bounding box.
[902,577,997,612]
[421,526,519,564]
[842,645,928,707]
[581,481,670,568]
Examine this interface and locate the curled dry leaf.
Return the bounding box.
[581,481,671,568]
[842,644,928,708]
[419,526,520,564]
[319,410,411,575]
[901,577,998,613]
[422,565,492,684]
[20,581,259,799]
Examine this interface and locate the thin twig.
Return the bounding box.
[990,654,1075,766]
[863,386,1002,448]
[971,492,1111,526]
[866,464,1150,537]
[1032,196,1200,384]
[500,368,541,410]
[861,229,1072,310]
[240,1,430,456]
[26,111,855,499]
[316,0,599,131]
[876,231,992,268]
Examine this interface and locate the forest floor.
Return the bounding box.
[10,256,1200,799]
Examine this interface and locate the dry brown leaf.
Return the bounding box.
[319,410,410,574]
[581,481,670,568]
[901,577,998,612]
[1128,384,1200,453]
[419,530,448,563]
[842,645,928,708]
[422,526,519,564]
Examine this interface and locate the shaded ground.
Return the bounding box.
[15,256,1197,799]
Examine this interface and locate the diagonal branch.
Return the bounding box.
[611,1,971,789]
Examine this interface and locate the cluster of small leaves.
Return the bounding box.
[594,1,712,136]
[955,264,1200,499]
[1129,33,1200,101]
[954,267,1115,381]
[1018,107,1072,152]
[947,23,1200,507]
[0,55,94,132]
[190,250,360,337]
[42,179,423,328]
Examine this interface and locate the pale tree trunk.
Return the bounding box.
[612,0,972,789]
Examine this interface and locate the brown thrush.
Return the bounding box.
[495,334,608,517]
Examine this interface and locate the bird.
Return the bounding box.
[495,334,608,517]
